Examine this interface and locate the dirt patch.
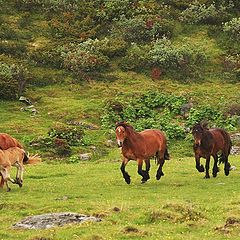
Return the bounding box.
[148,203,205,224]
[122,226,148,236]
[13,212,101,229]
[215,217,240,234]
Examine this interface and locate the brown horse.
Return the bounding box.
[115,122,170,184]
[0,133,24,188]
[192,123,232,178]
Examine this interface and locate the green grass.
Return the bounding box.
[1,156,240,240]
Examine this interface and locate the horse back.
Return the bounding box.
[0,133,23,150]
[209,128,231,153]
[140,129,167,151]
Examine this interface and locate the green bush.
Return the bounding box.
[222,54,240,81]
[112,16,174,43]
[223,17,240,39]
[101,91,188,139]
[148,37,207,79]
[186,106,238,131]
[119,43,150,71]
[179,1,233,24]
[61,41,109,76]
[0,40,27,56]
[0,62,30,100]
[30,123,85,156]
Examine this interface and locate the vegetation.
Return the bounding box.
[0,0,240,239]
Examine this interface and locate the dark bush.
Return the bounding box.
[0,62,30,100]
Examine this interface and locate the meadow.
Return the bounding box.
[0,1,240,239]
[1,155,240,240]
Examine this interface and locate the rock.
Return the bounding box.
[79,153,92,161]
[230,146,240,155]
[12,212,101,229]
[106,140,116,147]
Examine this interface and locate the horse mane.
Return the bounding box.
[115,122,134,131]
[0,133,23,150]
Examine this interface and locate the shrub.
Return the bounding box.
[30,123,85,156]
[96,0,133,21]
[0,62,30,100]
[186,106,238,131]
[0,40,27,56]
[223,17,240,39]
[119,43,150,71]
[101,91,188,139]
[148,37,207,79]
[222,54,240,81]
[112,16,174,43]
[179,1,233,24]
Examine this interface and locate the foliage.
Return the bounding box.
[0,62,30,100]
[112,15,174,43]
[119,43,150,71]
[186,106,238,131]
[222,54,240,82]
[223,17,240,39]
[102,91,239,140]
[31,123,84,156]
[0,40,27,56]
[59,40,109,77]
[148,37,207,79]
[102,91,188,139]
[179,1,233,24]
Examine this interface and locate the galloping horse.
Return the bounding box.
[0,133,24,188]
[115,122,170,184]
[192,123,232,178]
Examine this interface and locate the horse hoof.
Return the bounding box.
[156,176,161,180]
[204,176,210,179]
[141,180,146,184]
[197,165,205,172]
[125,178,131,184]
[7,188,11,192]
[212,174,217,178]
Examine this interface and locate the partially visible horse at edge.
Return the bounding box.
[192,123,232,178]
[115,122,170,184]
[0,133,23,188]
[0,147,40,191]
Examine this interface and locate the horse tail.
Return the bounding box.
[23,151,41,165]
[164,148,170,160]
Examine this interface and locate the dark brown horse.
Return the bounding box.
[115,122,170,184]
[0,133,23,188]
[192,123,232,178]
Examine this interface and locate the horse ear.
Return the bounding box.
[201,121,209,129]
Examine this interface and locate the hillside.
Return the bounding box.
[0,0,240,160]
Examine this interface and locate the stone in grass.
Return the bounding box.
[79,153,92,161]
[12,212,101,229]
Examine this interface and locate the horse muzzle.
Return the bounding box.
[117,140,123,147]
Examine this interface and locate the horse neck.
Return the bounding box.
[200,129,213,148]
[124,127,143,148]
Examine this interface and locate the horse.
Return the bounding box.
[0,147,40,191]
[115,122,170,184]
[192,123,232,178]
[0,133,24,188]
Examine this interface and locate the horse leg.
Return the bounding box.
[120,158,131,184]
[137,159,149,183]
[0,174,4,188]
[14,162,23,187]
[195,155,204,172]
[212,154,219,177]
[145,159,150,181]
[204,156,210,178]
[156,158,165,180]
[223,154,231,176]
[0,168,15,192]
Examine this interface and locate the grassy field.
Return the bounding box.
[0,155,240,240]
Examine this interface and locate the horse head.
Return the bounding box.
[115,122,129,147]
[192,123,205,146]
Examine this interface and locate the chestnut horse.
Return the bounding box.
[192,123,232,178]
[115,122,170,184]
[0,133,23,187]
